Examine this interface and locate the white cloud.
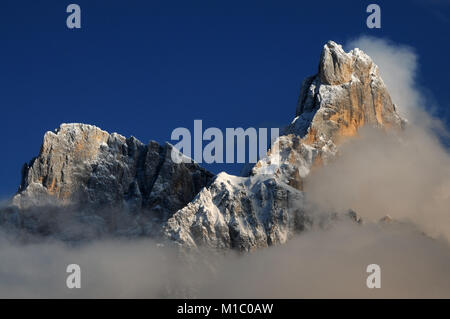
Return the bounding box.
[346,36,423,122]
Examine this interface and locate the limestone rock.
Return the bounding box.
[294,41,405,143]
[163,172,309,252]
[164,41,407,251]
[252,40,406,190]
[318,41,353,85]
[11,123,213,239]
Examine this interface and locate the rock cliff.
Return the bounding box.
[163,41,405,250]
[9,123,213,239]
[1,41,405,249]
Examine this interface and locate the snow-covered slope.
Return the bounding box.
[164,172,307,251]
[163,41,406,251]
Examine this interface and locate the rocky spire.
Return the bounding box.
[295,40,405,143]
[251,40,406,188]
[318,41,354,86]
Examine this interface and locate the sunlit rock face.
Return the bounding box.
[16,124,110,205]
[164,41,406,251]
[318,41,354,86]
[10,123,213,239]
[252,41,406,191]
[297,41,404,143]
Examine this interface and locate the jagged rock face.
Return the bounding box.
[164,173,309,252]
[1,41,406,250]
[252,41,405,190]
[295,41,405,143]
[16,124,111,206]
[11,123,213,238]
[164,41,406,251]
[318,41,353,85]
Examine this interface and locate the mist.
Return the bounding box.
[304,126,450,241]
[2,220,450,298]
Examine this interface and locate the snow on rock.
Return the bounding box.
[9,123,213,240]
[252,40,406,193]
[163,172,308,252]
[1,41,406,250]
[164,40,407,251]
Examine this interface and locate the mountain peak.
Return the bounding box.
[292,40,405,144]
[318,41,378,86]
[252,40,405,189]
[319,41,354,85]
[12,123,213,239]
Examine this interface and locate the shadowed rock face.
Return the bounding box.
[10,123,213,239]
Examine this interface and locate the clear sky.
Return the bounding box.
[0,0,449,197]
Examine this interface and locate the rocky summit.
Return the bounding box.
[6,124,213,240]
[164,41,405,251]
[0,41,405,249]
[251,41,405,189]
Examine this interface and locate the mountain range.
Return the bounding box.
[0,41,406,251]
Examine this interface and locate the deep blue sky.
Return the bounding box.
[0,0,449,197]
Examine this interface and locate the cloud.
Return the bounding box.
[2,220,450,298]
[304,127,450,241]
[0,236,181,298]
[200,221,450,298]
